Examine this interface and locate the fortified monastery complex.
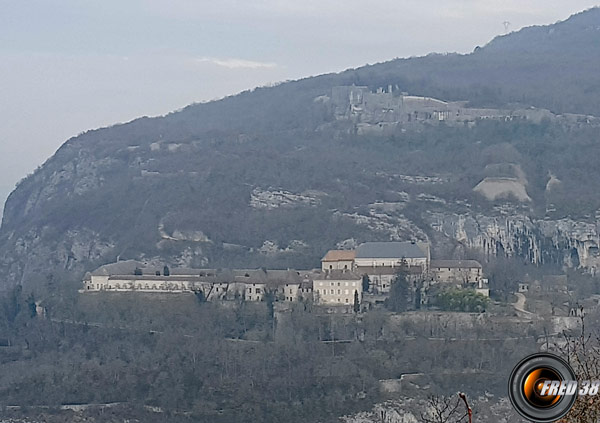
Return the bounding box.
[82,241,489,310]
[326,85,598,135]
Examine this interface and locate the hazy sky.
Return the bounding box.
[1,1,599,215]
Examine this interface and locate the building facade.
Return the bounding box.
[354,241,430,271]
[430,260,483,283]
[83,261,313,303]
[321,250,356,271]
[312,271,362,306]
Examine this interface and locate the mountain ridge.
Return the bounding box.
[2,8,600,294]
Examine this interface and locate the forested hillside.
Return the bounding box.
[1,8,600,294]
[1,8,600,423]
[0,289,538,422]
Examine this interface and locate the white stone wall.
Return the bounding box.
[243,283,266,301]
[84,275,109,291]
[354,257,427,269]
[314,279,361,305]
[92,276,194,292]
[84,276,273,302]
[432,267,482,283]
[321,260,354,271]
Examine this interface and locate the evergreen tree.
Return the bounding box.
[163,265,170,276]
[265,291,275,320]
[353,290,360,313]
[3,285,22,323]
[195,290,206,304]
[26,293,37,318]
[436,288,488,312]
[362,275,370,292]
[385,273,409,312]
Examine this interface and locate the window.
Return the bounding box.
[337,282,341,286]
[345,282,349,286]
[248,288,252,293]
[344,264,348,270]
[345,289,349,295]
[331,289,334,294]
[345,298,349,303]
[337,289,341,294]
[256,288,261,294]
[289,289,293,294]
[329,265,333,269]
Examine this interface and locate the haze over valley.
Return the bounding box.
[2,5,600,423]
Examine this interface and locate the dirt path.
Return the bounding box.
[513,293,534,317]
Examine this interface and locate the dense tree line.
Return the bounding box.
[434,289,489,313]
[0,285,549,422]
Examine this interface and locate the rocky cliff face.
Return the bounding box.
[427,212,600,271]
[3,9,600,292]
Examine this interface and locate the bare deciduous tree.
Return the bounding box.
[420,394,469,423]
[553,314,600,423]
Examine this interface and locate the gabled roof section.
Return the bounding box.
[232,268,268,283]
[312,270,362,281]
[266,269,303,287]
[90,260,144,276]
[355,242,427,259]
[322,250,356,262]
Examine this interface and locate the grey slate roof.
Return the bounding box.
[108,275,208,282]
[266,270,302,285]
[91,260,220,277]
[91,260,143,276]
[312,270,362,280]
[355,242,427,259]
[91,262,321,286]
